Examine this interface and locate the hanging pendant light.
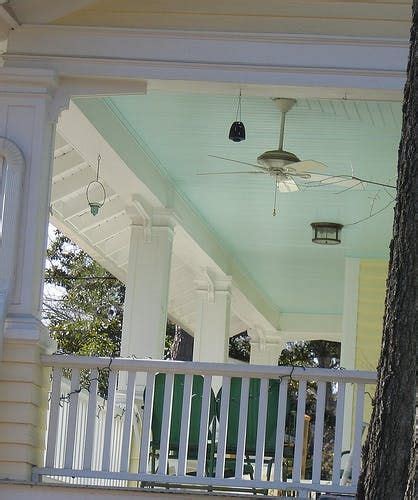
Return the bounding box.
[311,222,343,245]
[86,154,106,216]
[229,90,246,142]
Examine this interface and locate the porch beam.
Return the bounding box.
[4,24,408,98]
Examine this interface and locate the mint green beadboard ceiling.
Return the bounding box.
[79,93,401,316]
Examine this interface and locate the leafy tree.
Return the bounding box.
[44,230,125,359]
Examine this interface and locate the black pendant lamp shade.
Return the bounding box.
[229,121,246,142]
[229,90,246,142]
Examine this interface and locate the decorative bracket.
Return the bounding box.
[125,195,152,243]
[195,269,232,304]
[204,269,216,303]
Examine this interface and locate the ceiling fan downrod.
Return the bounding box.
[274,98,296,152]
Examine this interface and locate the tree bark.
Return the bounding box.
[357,3,417,498]
[170,325,194,361]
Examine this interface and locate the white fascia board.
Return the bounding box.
[279,313,342,342]
[4,24,408,95]
[58,99,280,331]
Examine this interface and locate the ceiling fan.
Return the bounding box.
[199,98,390,215]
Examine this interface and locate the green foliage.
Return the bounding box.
[44,230,125,395]
[44,230,125,358]
[229,332,250,362]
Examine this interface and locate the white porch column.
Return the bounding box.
[248,328,285,365]
[120,209,175,361]
[0,68,58,481]
[341,258,360,452]
[193,274,231,363]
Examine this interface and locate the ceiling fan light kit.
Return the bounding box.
[311,222,343,245]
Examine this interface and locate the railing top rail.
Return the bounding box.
[41,354,377,384]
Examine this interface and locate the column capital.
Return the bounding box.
[248,327,285,366]
[195,269,232,303]
[248,327,284,350]
[0,67,64,123]
[125,195,177,243]
[0,67,58,94]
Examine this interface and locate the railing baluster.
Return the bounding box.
[159,372,175,475]
[177,374,193,476]
[274,378,289,481]
[312,381,327,484]
[101,370,117,472]
[293,379,307,483]
[254,378,269,481]
[64,368,81,469]
[139,371,155,474]
[332,381,346,485]
[196,375,212,478]
[235,377,250,479]
[83,369,98,470]
[45,367,62,468]
[120,371,137,472]
[215,376,231,478]
[351,383,365,485]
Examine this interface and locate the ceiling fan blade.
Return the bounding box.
[197,171,266,175]
[208,154,268,171]
[288,160,328,173]
[278,178,299,192]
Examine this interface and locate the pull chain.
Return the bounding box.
[273,176,279,216]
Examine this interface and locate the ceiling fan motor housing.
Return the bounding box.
[257,149,300,170]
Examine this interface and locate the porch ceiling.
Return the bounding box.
[51,131,249,337]
[75,93,401,316]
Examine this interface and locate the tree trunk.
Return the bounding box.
[170,325,194,361]
[357,3,417,498]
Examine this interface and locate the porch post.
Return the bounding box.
[120,209,175,361]
[248,328,285,365]
[193,274,232,363]
[0,68,57,481]
[341,258,360,452]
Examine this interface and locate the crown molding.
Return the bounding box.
[3,23,407,94]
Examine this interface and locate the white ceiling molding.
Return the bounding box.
[3,24,407,99]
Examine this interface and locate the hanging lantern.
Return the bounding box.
[229,90,246,142]
[86,154,106,216]
[311,222,343,245]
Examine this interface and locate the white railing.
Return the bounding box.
[47,377,139,487]
[35,355,376,497]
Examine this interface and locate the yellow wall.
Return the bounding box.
[355,259,388,423]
